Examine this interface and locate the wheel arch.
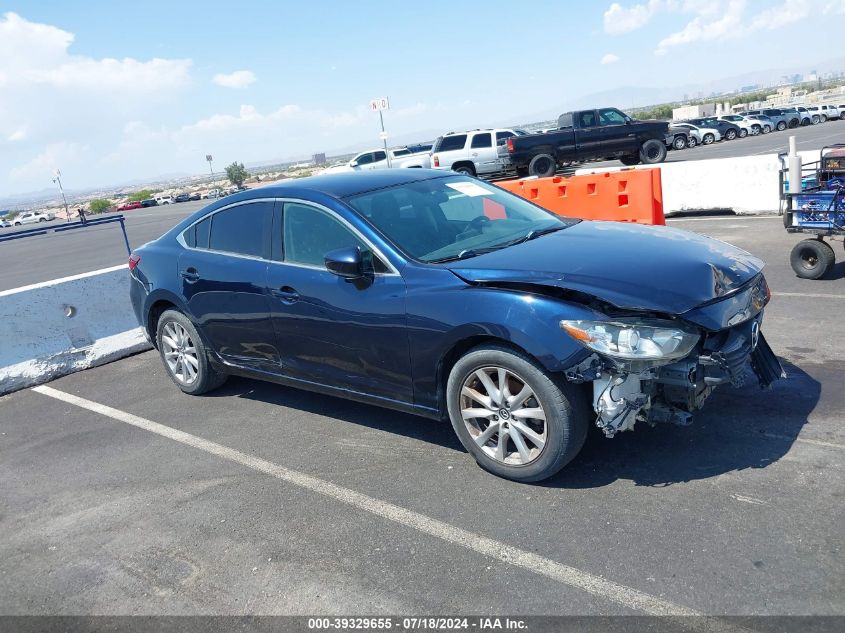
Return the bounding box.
[435,335,537,419]
[144,289,190,348]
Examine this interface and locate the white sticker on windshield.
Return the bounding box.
[446,181,495,197]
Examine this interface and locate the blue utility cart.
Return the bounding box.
[779,144,845,279]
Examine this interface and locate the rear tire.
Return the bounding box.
[446,345,588,483]
[619,155,640,166]
[688,136,698,147]
[739,129,748,138]
[672,135,687,150]
[776,121,787,131]
[453,164,476,177]
[639,139,666,164]
[702,133,715,145]
[790,239,835,280]
[725,129,737,140]
[156,309,228,395]
[528,154,556,178]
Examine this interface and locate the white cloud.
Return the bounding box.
[601,53,621,64]
[212,70,256,89]
[0,12,190,92]
[0,11,192,193]
[603,0,671,34]
[656,0,745,53]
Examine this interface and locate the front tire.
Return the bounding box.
[739,129,748,138]
[776,121,787,131]
[446,345,588,483]
[790,239,835,280]
[725,129,737,140]
[688,136,698,147]
[639,139,667,164]
[703,133,715,145]
[156,309,227,395]
[672,135,687,150]
[528,153,556,177]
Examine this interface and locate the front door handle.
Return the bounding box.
[272,285,300,304]
[180,267,200,283]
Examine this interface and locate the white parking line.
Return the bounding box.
[773,292,845,300]
[33,384,732,624]
[668,215,777,222]
[762,432,845,450]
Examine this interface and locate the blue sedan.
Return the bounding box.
[129,169,782,482]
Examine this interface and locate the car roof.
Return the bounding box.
[232,168,453,200]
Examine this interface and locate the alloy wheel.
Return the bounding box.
[161,321,199,385]
[459,367,547,466]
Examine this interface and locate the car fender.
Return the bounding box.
[404,277,600,411]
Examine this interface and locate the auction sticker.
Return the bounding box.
[446,182,495,197]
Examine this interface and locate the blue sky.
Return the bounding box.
[2,0,844,196]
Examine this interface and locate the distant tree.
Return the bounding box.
[226,162,249,188]
[88,199,112,214]
[127,189,157,202]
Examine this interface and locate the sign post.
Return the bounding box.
[369,97,391,168]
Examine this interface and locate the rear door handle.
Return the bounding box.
[180,267,200,283]
[272,285,300,304]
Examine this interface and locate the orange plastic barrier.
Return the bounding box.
[495,168,665,226]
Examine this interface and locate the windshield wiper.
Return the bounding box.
[428,246,504,264]
[504,224,567,247]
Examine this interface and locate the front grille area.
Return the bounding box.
[700,317,759,387]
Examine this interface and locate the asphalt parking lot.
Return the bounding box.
[1,216,843,621]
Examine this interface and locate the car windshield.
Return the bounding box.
[345,176,577,263]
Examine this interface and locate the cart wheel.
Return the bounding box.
[790,239,835,279]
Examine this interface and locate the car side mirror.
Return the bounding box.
[349,160,359,167]
[325,246,365,280]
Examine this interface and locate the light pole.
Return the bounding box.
[51,169,71,223]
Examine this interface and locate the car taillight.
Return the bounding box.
[433,155,439,167]
[507,138,514,153]
[128,254,141,271]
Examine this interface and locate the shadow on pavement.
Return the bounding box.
[207,358,822,488]
[545,358,822,489]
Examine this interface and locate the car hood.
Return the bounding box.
[447,221,764,315]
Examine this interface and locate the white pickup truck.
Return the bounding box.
[322,147,431,174]
[12,210,56,226]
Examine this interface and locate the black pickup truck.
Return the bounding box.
[506,107,670,177]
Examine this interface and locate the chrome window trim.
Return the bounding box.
[177,197,400,276]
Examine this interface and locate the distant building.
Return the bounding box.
[312,153,327,166]
[672,104,716,120]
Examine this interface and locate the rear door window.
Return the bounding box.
[208,202,269,258]
[437,135,467,152]
[578,111,598,128]
[470,133,492,148]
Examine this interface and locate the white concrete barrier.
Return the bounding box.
[0,265,152,395]
[575,149,822,215]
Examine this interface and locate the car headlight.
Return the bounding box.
[560,318,699,365]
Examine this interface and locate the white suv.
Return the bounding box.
[431,128,525,177]
[155,195,173,205]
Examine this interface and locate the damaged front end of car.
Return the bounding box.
[560,274,785,438]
